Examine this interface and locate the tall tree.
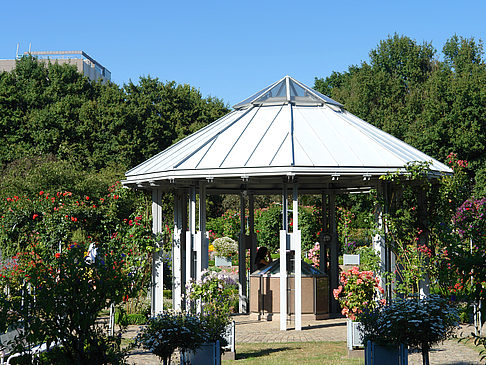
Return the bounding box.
[315,34,486,193]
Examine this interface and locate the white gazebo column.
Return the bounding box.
[280,185,288,331]
[151,187,164,316]
[238,193,248,313]
[185,186,196,308]
[196,182,208,282]
[292,185,302,331]
[329,193,339,314]
[172,192,186,311]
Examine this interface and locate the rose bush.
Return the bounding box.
[0,184,157,363]
[333,266,385,320]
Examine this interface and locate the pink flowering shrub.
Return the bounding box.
[307,242,320,268]
[333,266,385,321]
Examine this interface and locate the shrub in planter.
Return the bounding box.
[135,312,207,365]
[212,237,238,259]
[359,295,459,365]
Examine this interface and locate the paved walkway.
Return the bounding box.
[125,315,484,364]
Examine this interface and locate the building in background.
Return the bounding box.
[0,50,111,83]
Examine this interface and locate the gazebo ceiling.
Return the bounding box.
[124,76,451,192]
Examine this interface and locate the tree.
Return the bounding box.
[314,34,486,193]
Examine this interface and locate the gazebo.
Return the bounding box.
[123,76,451,331]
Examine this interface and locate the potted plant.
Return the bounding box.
[333,266,385,349]
[184,269,237,361]
[212,237,238,266]
[359,295,459,365]
[135,311,208,365]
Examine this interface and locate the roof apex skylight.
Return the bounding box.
[233,75,343,109]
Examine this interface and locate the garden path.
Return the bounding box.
[124,316,484,364]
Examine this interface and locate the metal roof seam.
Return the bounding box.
[269,132,290,166]
[219,104,262,168]
[244,104,285,166]
[172,107,255,169]
[294,106,340,166]
[125,109,238,175]
[317,107,364,166]
[342,111,450,172]
[290,103,295,167]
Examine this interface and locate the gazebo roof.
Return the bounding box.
[124,76,451,191]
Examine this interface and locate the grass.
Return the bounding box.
[222,341,364,365]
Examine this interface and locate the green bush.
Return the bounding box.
[115,312,147,326]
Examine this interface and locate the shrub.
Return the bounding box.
[212,236,238,257]
[115,312,147,326]
[135,312,208,364]
[359,295,459,364]
[333,266,385,320]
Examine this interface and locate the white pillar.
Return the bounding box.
[280,185,288,331]
[238,193,248,313]
[196,182,208,282]
[151,188,164,316]
[293,185,302,331]
[185,187,196,309]
[173,193,186,311]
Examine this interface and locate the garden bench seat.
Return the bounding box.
[0,327,53,365]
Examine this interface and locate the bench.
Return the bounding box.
[0,328,53,365]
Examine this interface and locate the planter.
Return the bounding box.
[365,341,408,365]
[180,341,221,365]
[215,256,232,267]
[347,319,364,349]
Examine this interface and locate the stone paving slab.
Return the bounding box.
[124,315,485,364]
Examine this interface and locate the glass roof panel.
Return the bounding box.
[233,76,343,109]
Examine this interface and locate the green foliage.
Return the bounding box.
[0,56,228,171]
[333,266,385,321]
[115,312,147,326]
[187,270,238,315]
[254,204,282,252]
[355,246,381,273]
[206,209,240,241]
[315,34,486,193]
[0,185,157,363]
[1,241,130,364]
[135,312,209,363]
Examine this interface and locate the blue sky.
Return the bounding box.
[1,0,485,106]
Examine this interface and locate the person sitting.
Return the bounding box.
[255,246,272,270]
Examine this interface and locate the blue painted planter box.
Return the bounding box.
[365,341,408,365]
[180,341,221,365]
